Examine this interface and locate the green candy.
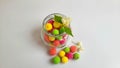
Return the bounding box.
[59,27,65,34]
[73,53,80,60]
[52,56,61,64]
[56,36,63,40]
[52,29,59,35]
[63,47,70,53]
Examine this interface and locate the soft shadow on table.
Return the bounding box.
[32,25,50,51]
[32,25,56,64]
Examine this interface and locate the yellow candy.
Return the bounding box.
[53,22,61,28]
[45,23,52,31]
[59,50,65,57]
[49,36,55,41]
[62,56,68,63]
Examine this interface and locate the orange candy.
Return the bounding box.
[44,34,50,42]
[49,47,56,56]
[70,45,77,53]
[53,40,60,47]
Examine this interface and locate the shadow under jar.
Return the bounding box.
[40,13,70,48]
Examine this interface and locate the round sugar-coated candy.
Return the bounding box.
[48,27,54,33]
[56,36,62,40]
[52,29,59,35]
[59,38,65,45]
[59,26,65,34]
[61,56,68,63]
[63,47,70,53]
[49,47,56,56]
[52,56,61,64]
[59,50,65,57]
[49,36,55,41]
[73,53,80,60]
[48,19,54,24]
[45,23,52,31]
[53,40,60,46]
[44,34,50,42]
[70,45,77,53]
[53,22,61,28]
[66,52,73,59]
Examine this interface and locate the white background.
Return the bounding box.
[0,0,120,68]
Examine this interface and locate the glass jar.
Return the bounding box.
[40,13,70,48]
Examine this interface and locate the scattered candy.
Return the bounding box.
[52,56,61,64]
[70,45,77,53]
[53,40,60,46]
[63,47,70,53]
[49,47,56,56]
[45,23,52,31]
[66,52,73,59]
[48,36,55,41]
[52,29,59,35]
[61,56,68,63]
[53,21,61,28]
[73,53,80,60]
[59,50,65,57]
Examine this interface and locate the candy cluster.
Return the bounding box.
[42,13,73,47]
[41,13,84,64]
[49,45,80,64]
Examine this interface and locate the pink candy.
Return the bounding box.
[59,38,65,45]
[66,52,73,59]
[48,19,54,24]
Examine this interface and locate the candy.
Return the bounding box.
[70,45,77,53]
[59,26,65,34]
[53,21,61,28]
[59,50,65,57]
[63,47,70,53]
[48,27,54,33]
[61,56,68,63]
[49,47,56,56]
[52,56,61,64]
[73,53,80,60]
[59,38,65,45]
[48,36,55,41]
[52,29,59,35]
[48,19,54,24]
[56,36,62,40]
[44,34,50,42]
[45,23,52,31]
[66,52,73,59]
[53,40,60,46]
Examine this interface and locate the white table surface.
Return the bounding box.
[0,0,120,68]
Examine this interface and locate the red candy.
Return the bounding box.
[66,52,73,59]
[53,40,60,47]
[44,34,50,42]
[49,47,56,56]
[48,19,54,24]
[70,46,77,53]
